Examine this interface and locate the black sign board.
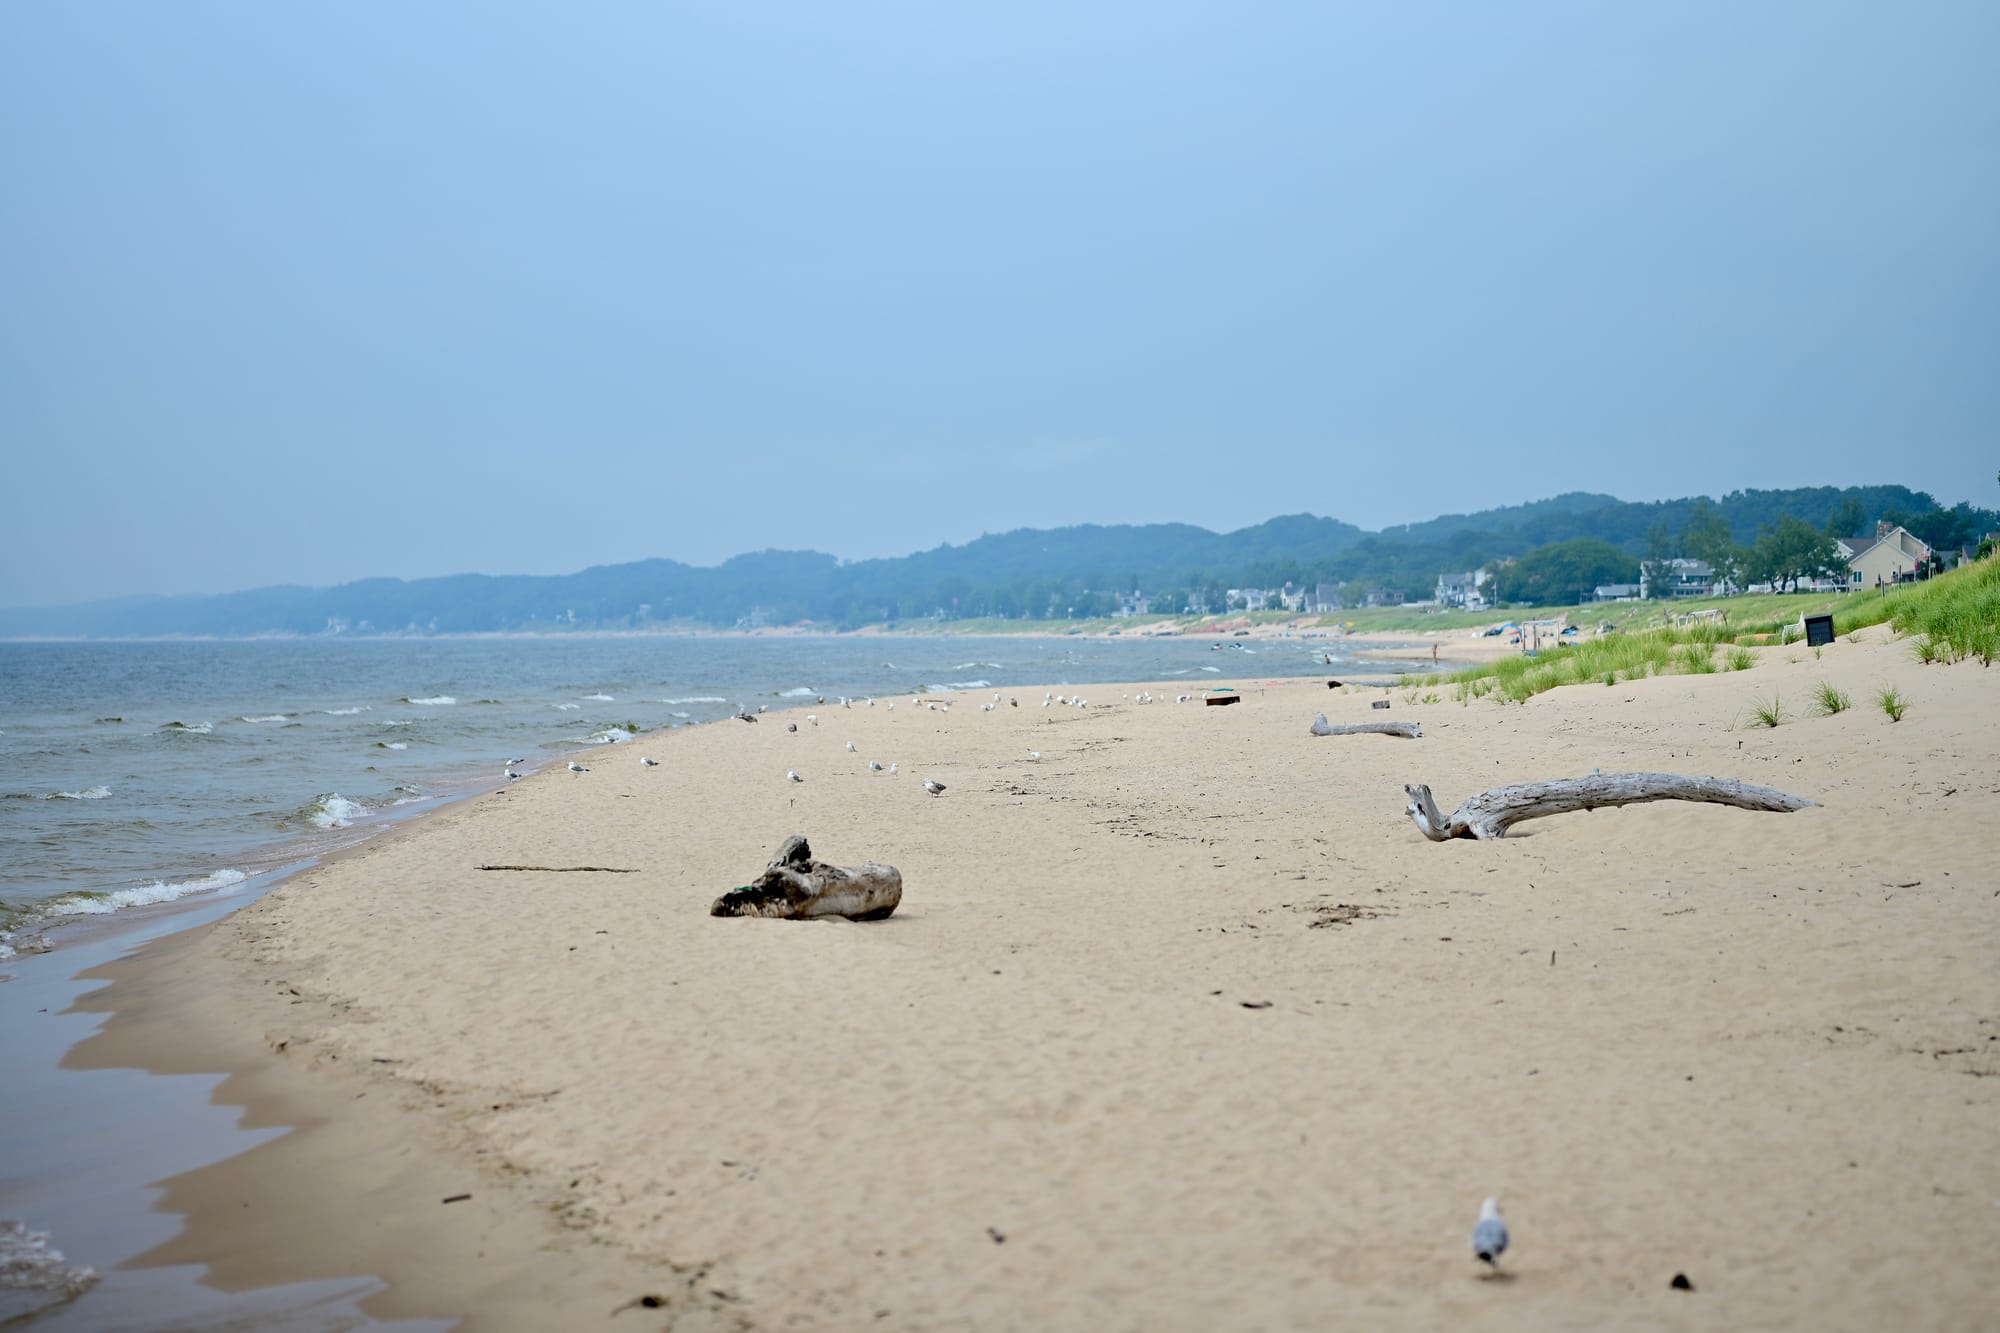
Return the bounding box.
[1804,614,1836,647]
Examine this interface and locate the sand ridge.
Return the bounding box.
[173,634,1997,1329]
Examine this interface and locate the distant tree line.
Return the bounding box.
[3,485,1992,636]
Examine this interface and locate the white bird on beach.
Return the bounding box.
[923,779,947,796]
[567,761,589,773]
[806,714,818,725]
[889,763,898,775]
[640,756,658,767]
[786,770,804,783]
[1027,750,1040,761]
[1471,1198,1509,1268]
[869,760,884,771]
[846,741,857,751]
[504,768,523,780]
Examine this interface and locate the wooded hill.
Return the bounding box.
[4,484,1991,637]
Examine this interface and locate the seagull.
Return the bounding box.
[923,779,947,796]
[806,713,818,725]
[504,768,523,780]
[1472,1198,1509,1268]
[1027,750,1041,761]
[505,757,525,766]
[868,760,884,771]
[640,756,659,767]
[846,741,857,751]
[788,722,798,732]
[889,763,898,775]
[786,770,804,783]
[567,761,590,773]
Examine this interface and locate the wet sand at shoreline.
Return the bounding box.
[64,632,2000,1329]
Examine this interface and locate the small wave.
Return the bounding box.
[1200,666,1221,673]
[376,741,409,750]
[47,786,112,801]
[779,687,816,698]
[158,720,212,734]
[551,702,582,711]
[46,868,251,919]
[308,794,367,829]
[581,693,615,702]
[670,711,691,719]
[402,695,456,706]
[658,696,725,704]
[583,725,637,745]
[322,706,370,716]
[935,679,993,691]
[953,662,1003,670]
[0,1219,99,1309]
[239,714,289,724]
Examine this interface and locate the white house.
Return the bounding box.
[1434,569,1489,610]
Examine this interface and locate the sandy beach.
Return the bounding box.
[76,629,1998,1330]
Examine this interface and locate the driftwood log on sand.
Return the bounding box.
[1311,714,1422,739]
[1404,772,1819,841]
[710,836,903,920]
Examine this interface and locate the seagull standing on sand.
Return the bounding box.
[504,768,523,780]
[567,761,590,773]
[1027,750,1040,761]
[923,779,947,796]
[868,760,884,771]
[1471,1199,1509,1268]
[640,756,659,767]
[846,741,857,751]
[786,770,804,783]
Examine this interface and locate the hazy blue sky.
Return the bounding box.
[3,2,1995,607]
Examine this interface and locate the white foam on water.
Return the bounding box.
[158,720,213,734]
[239,714,289,724]
[584,726,635,745]
[46,786,112,801]
[309,795,367,829]
[581,693,615,702]
[47,868,251,918]
[0,1219,98,1308]
[670,711,691,719]
[953,662,1003,670]
[935,679,993,691]
[658,696,725,704]
[551,702,582,711]
[1201,666,1221,672]
[779,687,816,698]
[377,741,409,751]
[403,695,457,706]
[322,706,370,715]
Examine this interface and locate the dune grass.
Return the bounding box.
[1744,694,1787,729]
[1877,685,1909,722]
[1808,681,1851,716]
[1890,555,2000,666]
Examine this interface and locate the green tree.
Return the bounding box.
[1490,539,1639,606]
[1744,515,1845,593]
[1640,519,1674,600]
[1824,497,1866,538]
[1679,498,1745,588]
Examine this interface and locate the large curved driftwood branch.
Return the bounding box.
[1404,772,1819,842]
[1311,715,1422,739]
[710,835,903,919]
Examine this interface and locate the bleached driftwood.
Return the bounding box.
[1311,714,1421,739]
[710,836,903,920]
[1404,772,1819,842]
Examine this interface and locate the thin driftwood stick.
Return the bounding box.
[1311,715,1422,739]
[1403,772,1819,842]
[476,864,640,873]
